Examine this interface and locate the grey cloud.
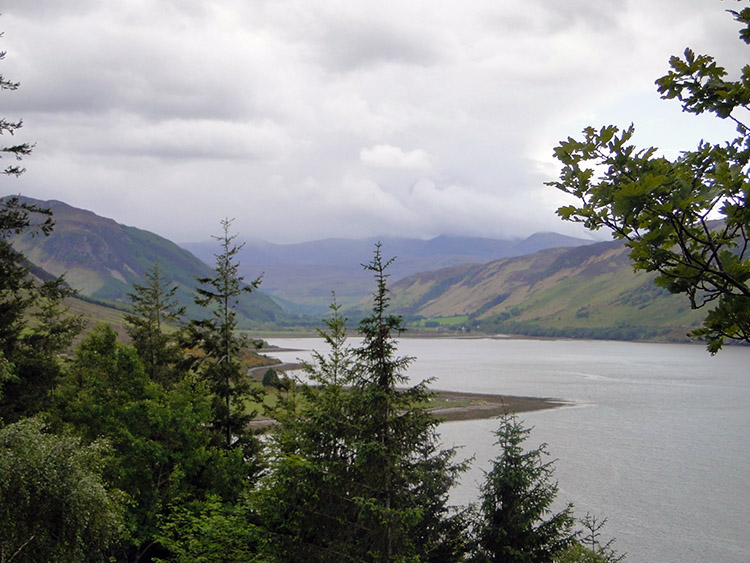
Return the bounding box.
[315,20,444,72]
[6,24,256,122]
[0,0,740,244]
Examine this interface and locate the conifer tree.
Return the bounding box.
[556,512,626,562]
[1,33,34,177]
[354,245,470,561]
[185,218,261,451]
[0,37,82,417]
[258,296,362,561]
[0,198,83,421]
[125,262,186,384]
[472,413,575,563]
[0,199,52,360]
[260,246,469,562]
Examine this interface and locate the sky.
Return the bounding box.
[0,0,745,244]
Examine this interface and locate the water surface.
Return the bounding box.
[267,337,750,562]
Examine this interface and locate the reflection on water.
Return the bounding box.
[267,337,750,563]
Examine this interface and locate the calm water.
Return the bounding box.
[266,337,750,562]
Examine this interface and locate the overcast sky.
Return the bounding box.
[1,1,745,244]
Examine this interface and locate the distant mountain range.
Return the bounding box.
[7,197,284,328]
[6,196,706,342]
[180,232,594,314]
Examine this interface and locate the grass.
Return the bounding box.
[415,315,470,328]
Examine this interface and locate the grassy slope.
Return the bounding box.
[388,240,706,341]
[64,296,131,342]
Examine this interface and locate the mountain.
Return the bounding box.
[180,233,594,314]
[382,239,706,341]
[4,196,708,341]
[7,197,284,327]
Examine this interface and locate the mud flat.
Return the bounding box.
[431,390,568,422]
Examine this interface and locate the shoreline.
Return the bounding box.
[430,390,568,422]
[250,363,567,426]
[249,373,567,428]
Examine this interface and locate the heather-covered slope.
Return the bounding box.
[8,197,284,327]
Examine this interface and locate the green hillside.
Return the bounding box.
[182,233,593,315]
[8,197,284,328]
[386,240,706,342]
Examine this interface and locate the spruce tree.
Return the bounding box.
[125,262,186,384]
[0,41,82,417]
[185,218,261,451]
[258,296,361,561]
[472,413,576,563]
[1,33,34,177]
[0,197,53,361]
[259,245,469,562]
[354,244,470,561]
[0,198,83,421]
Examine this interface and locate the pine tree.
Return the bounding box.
[258,296,361,561]
[472,413,576,563]
[185,218,261,451]
[0,198,83,422]
[259,245,469,562]
[1,33,34,177]
[125,262,186,384]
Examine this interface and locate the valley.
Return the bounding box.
[9,196,707,344]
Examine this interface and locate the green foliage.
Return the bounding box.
[23,277,85,355]
[575,514,624,563]
[54,325,252,561]
[0,351,11,401]
[257,297,363,561]
[354,244,470,561]
[0,198,83,422]
[125,261,186,384]
[0,417,125,563]
[0,197,53,358]
[185,218,263,451]
[472,413,576,562]
[556,544,608,563]
[548,4,750,354]
[259,251,470,562]
[0,48,61,413]
[261,367,281,388]
[154,495,262,563]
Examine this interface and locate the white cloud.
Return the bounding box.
[360,145,433,174]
